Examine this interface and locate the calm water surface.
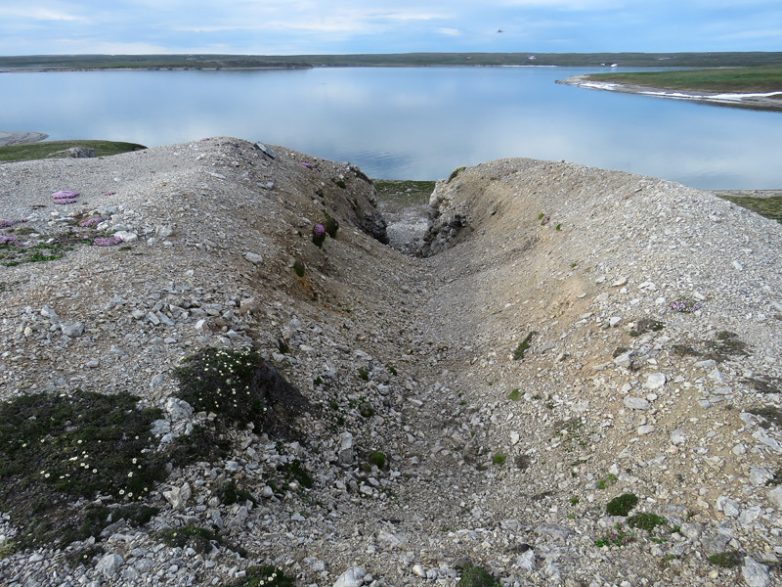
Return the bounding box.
[2,67,781,189]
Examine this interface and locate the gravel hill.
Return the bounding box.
[1,138,781,587]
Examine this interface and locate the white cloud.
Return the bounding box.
[0,6,87,21]
[438,27,462,36]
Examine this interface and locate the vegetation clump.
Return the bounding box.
[594,524,634,548]
[277,459,314,488]
[159,524,222,554]
[174,347,307,436]
[368,451,388,469]
[630,318,664,337]
[512,332,536,361]
[448,166,466,182]
[457,564,501,587]
[708,550,744,568]
[324,214,339,238]
[232,565,295,587]
[216,480,258,506]
[627,512,667,532]
[596,473,618,490]
[606,493,639,516]
[292,259,306,277]
[492,453,507,466]
[0,390,165,546]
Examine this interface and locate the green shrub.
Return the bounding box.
[458,565,501,587]
[606,493,639,516]
[324,214,339,238]
[293,259,306,277]
[708,551,743,568]
[513,332,536,361]
[368,451,388,469]
[174,347,307,436]
[627,512,667,532]
[216,480,257,506]
[492,453,507,466]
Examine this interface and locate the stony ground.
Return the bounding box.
[1,138,781,587]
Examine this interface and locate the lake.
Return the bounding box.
[2,66,781,189]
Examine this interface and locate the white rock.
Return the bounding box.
[163,482,192,510]
[670,429,687,445]
[750,467,773,486]
[114,230,138,242]
[768,486,782,509]
[644,372,666,390]
[338,432,354,465]
[96,554,124,579]
[624,397,650,410]
[60,321,84,337]
[608,316,622,327]
[244,252,263,265]
[165,397,193,421]
[716,496,740,518]
[333,566,365,587]
[516,549,536,572]
[742,557,770,587]
[412,564,426,578]
[637,425,655,435]
[510,431,521,445]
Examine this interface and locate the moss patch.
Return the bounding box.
[512,332,536,361]
[0,391,165,547]
[174,347,307,437]
[458,564,501,587]
[708,550,743,568]
[606,493,639,516]
[627,512,667,532]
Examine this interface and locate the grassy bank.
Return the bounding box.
[373,180,435,212]
[0,140,146,162]
[2,52,782,71]
[586,65,782,94]
[718,193,782,224]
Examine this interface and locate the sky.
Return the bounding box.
[0,0,780,56]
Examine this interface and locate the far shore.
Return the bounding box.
[558,74,782,112]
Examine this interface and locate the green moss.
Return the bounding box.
[368,451,388,469]
[606,493,639,516]
[232,565,295,587]
[324,214,339,238]
[359,403,375,418]
[216,480,257,506]
[278,459,313,488]
[492,453,507,466]
[507,389,521,401]
[630,318,664,337]
[167,424,231,468]
[458,565,501,587]
[357,367,370,381]
[596,473,618,490]
[708,551,743,568]
[292,259,306,277]
[627,512,667,532]
[512,332,536,361]
[159,524,221,553]
[0,390,166,547]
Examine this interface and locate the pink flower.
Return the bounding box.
[0,235,18,246]
[79,216,104,228]
[93,235,123,247]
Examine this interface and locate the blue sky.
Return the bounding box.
[0,0,780,55]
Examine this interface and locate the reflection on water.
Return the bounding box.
[1,67,781,188]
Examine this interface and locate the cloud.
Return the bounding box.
[0,5,87,22]
[438,27,462,36]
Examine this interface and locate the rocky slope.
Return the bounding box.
[0,138,781,586]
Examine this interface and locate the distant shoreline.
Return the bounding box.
[559,74,782,112]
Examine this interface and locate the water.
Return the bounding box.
[2,66,781,189]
